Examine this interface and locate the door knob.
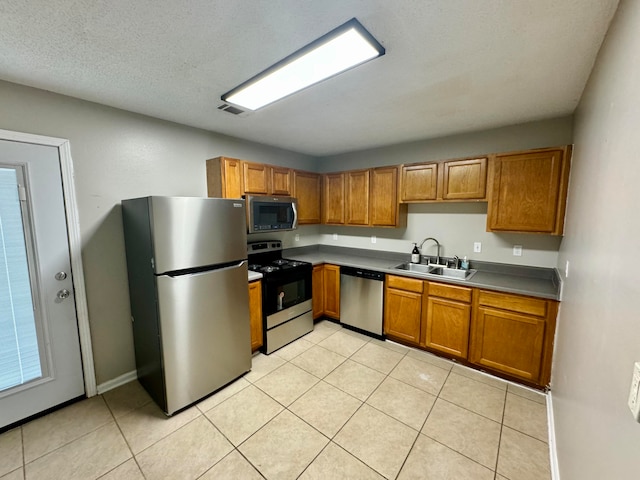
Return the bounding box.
[57,289,70,300]
[55,272,68,281]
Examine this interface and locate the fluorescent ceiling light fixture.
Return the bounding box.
[222,18,385,111]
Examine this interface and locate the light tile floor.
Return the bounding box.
[0,320,551,480]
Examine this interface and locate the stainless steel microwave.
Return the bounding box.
[246,195,298,233]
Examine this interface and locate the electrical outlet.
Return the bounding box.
[513,245,523,256]
[332,233,338,241]
[473,242,482,253]
[628,362,640,422]
[294,234,300,242]
[371,235,377,244]
[565,260,570,278]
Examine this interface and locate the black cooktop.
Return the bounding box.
[247,240,310,275]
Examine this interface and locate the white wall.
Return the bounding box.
[553,0,640,478]
[0,80,316,384]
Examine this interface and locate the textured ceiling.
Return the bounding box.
[0,1,619,156]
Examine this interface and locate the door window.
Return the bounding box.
[0,167,42,392]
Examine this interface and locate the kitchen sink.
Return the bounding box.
[393,263,476,281]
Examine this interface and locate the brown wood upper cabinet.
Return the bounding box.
[242,161,270,195]
[400,157,487,202]
[323,172,346,225]
[293,170,321,224]
[324,166,405,227]
[487,146,571,235]
[345,170,370,225]
[371,166,405,227]
[206,157,244,199]
[270,166,292,195]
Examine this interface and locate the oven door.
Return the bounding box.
[262,267,312,317]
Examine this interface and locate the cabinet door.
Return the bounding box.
[424,297,470,358]
[371,166,399,226]
[469,306,545,382]
[323,173,345,224]
[323,264,340,319]
[243,162,270,195]
[401,163,438,202]
[487,148,569,234]
[345,170,370,225]
[441,157,487,200]
[312,265,324,319]
[293,170,321,224]
[248,281,263,352]
[270,166,292,195]
[384,287,422,345]
[206,157,244,199]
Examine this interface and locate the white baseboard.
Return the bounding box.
[96,370,137,395]
[547,392,560,480]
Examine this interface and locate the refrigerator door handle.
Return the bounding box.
[166,261,247,278]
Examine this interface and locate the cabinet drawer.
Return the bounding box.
[478,290,547,317]
[428,282,472,303]
[386,275,424,293]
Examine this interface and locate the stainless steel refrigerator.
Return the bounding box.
[122,196,251,415]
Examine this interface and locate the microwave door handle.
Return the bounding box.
[292,201,298,229]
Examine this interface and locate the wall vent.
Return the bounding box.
[217,103,248,116]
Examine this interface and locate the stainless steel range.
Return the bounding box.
[248,241,313,354]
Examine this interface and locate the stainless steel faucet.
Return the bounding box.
[418,237,440,264]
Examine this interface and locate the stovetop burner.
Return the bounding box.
[247,240,311,276]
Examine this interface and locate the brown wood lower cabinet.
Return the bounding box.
[312,265,324,319]
[469,290,558,385]
[312,264,341,320]
[383,275,558,387]
[384,275,424,346]
[248,280,263,352]
[423,282,472,359]
[323,264,341,319]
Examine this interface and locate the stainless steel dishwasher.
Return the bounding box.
[340,266,384,338]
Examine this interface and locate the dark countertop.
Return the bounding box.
[284,245,561,300]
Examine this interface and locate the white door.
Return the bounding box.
[0,139,84,429]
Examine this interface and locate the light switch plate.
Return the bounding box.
[294,234,300,242]
[332,233,338,241]
[513,245,523,256]
[371,235,376,244]
[473,242,482,253]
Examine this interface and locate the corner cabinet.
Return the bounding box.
[248,280,263,352]
[293,170,321,224]
[487,146,571,235]
[469,290,558,385]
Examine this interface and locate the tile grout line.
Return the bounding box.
[20,396,115,470]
